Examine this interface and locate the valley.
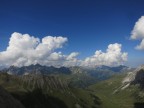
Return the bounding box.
[0,64,143,108]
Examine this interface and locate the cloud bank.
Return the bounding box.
[130,16,144,50]
[81,43,128,67]
[0,32,128,67]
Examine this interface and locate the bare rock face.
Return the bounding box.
[132,69,144,88]
[112,65,144,94]
[121,65,144,90]
[5,64,71,75]
[0,86,25,108]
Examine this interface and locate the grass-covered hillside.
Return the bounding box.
[0,67,144,108]
[89,74,144,108]
[0,72,101,108]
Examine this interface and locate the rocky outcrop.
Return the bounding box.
[132,69,144,88]
[121,65,144,90]
[5,64,71,75]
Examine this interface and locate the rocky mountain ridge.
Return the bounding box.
[115,65,144,91]
[1,64,131,75]
[5,64,71,75]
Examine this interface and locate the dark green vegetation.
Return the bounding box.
[0,65,144,108]
[0,85,24,108]
[0,72,101,108]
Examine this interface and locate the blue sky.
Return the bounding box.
[0,0,144,67]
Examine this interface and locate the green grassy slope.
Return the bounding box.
[89,74,141,108]
[0,73,101,108]
[1,72,144,108]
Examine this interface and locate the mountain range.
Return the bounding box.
[1,64,132,88]
[0,64,144,108]
[2,64,131,76]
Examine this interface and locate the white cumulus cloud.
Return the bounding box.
[0,32,79,67]
[81,43,128,67]
[0,32,128,67]
[130,16,144,50]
